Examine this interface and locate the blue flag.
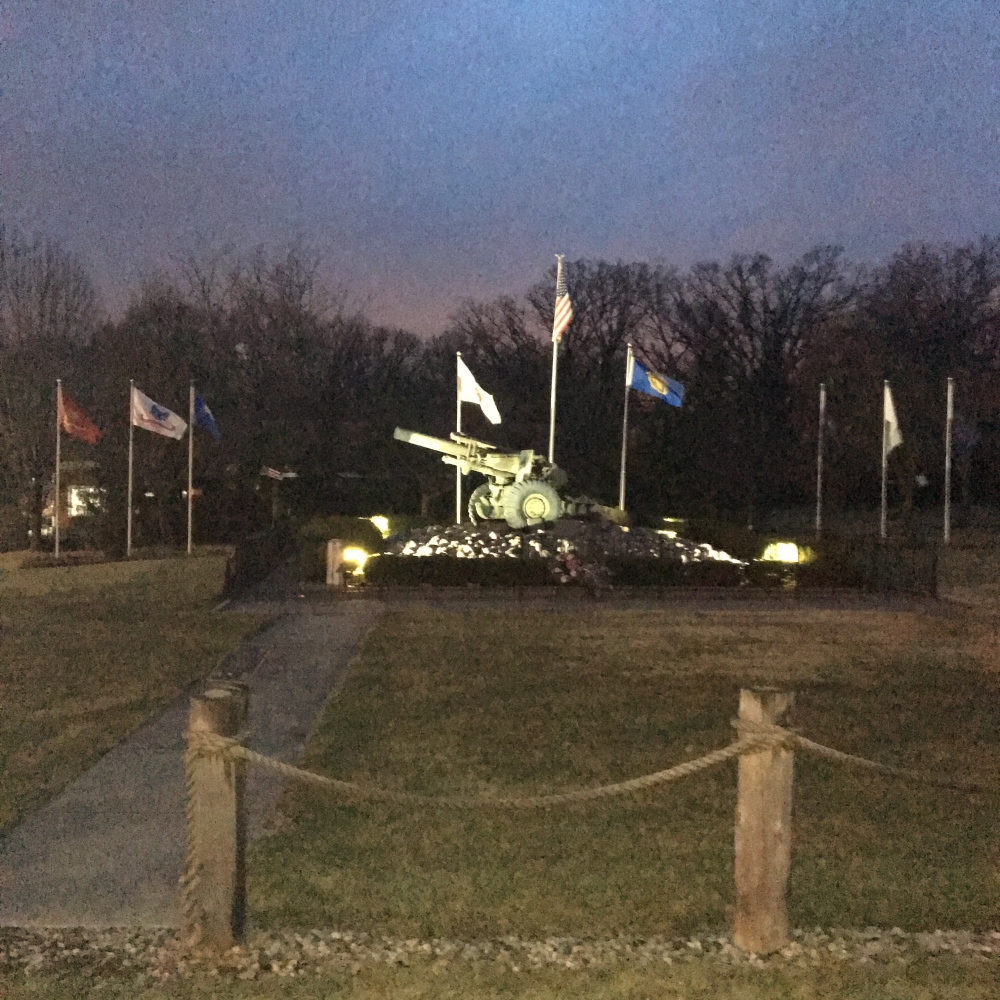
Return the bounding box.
[193,394,221,440]
[626,355,684,407]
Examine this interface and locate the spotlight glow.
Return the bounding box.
[369,516,390,537]
[759,542,814,564]
[342,546,368,569]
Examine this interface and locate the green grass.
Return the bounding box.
[2,954,998,999]
[0,551,270,831]
[249,604,1000,938]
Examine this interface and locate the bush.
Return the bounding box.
[0,504,28,553]
[683,519,762,562]
[297,516,385,583]
[606,557,746,587]
[381,514,444,538]
[222,524,296,596]
[745,560,796,589]
[791,536,936,593]
[364,555,556,587]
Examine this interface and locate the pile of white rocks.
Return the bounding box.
[385,520,743,570]
[2,926,998,983]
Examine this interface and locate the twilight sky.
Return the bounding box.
[3,0,999,334]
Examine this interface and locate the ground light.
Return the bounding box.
[758,541,815,564]
[342,547,368,576]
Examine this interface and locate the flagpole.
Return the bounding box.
[880,381,889,541]
[619,344,632,510]
[548,255,563,464]
[944,377,954,545]
[455,352,462,525]
[815,383,825,538]
[54,380,62,559]
[127,379,134,557]
[187,382,195,554]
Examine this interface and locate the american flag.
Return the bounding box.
[552,256,573,343]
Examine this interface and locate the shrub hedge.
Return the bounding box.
[605,557,746,587]
[364,555,556,587]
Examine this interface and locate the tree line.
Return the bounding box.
[2,224,999,552]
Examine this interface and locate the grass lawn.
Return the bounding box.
[248,601,1000,939]
[0,550,271,831]
[207,592,1000,998]
[2,956,1000,999]
[3,594,1000,998]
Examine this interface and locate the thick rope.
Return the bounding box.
[178,744,206,944]
[732,719,997,794]
[184,730,769,809]
[184,718,997,815]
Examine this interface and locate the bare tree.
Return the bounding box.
[0,229,97,345]
[0,230,99,546]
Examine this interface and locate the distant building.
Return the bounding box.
[42,460,104,538]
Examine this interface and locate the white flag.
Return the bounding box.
[884,383,903,453]
[457,356,501,425]
[131,386,187,440]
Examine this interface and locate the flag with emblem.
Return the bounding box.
[626,354,684,407]
[131,386,187,439]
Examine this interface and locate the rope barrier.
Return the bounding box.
[183,718,998,812]
[184,730,773,809]
[731,719,996,792]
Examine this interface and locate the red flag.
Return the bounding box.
[58,390,102,445]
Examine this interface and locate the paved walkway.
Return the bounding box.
[0,592,384,928]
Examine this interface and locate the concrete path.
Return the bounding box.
[0,596,384,928]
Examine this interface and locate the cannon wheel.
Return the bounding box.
[501,479,563,528]
[467,483,496,524]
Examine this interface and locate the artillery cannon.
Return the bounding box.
[393,427,611,528]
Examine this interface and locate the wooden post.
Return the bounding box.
[733,687,794,955]
[326,538,344,588]
[182,687,246,950]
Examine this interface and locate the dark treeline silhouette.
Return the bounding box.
[2,226,1000,552]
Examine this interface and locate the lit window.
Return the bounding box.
[68,486,103,517]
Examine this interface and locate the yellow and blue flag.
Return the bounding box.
[626,355,684,407]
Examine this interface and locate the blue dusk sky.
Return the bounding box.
[3,0,999,333]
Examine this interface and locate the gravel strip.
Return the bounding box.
[2,926,998,982]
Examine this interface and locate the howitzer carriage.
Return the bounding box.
[393,427,611,528]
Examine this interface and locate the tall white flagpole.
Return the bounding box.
[455,352,462,524]
[815,383,825,538]
[187,381,195,554]
[127,379,135,557]
[54,380,62,559]
[547,255,563,464]
[944,377,954,545]
[880,380,889,541]
[619,344,632,511]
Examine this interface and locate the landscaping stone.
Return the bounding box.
[2,925,997,982]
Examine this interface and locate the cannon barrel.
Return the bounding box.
[393,427,469,458]
[394,426,526,480]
